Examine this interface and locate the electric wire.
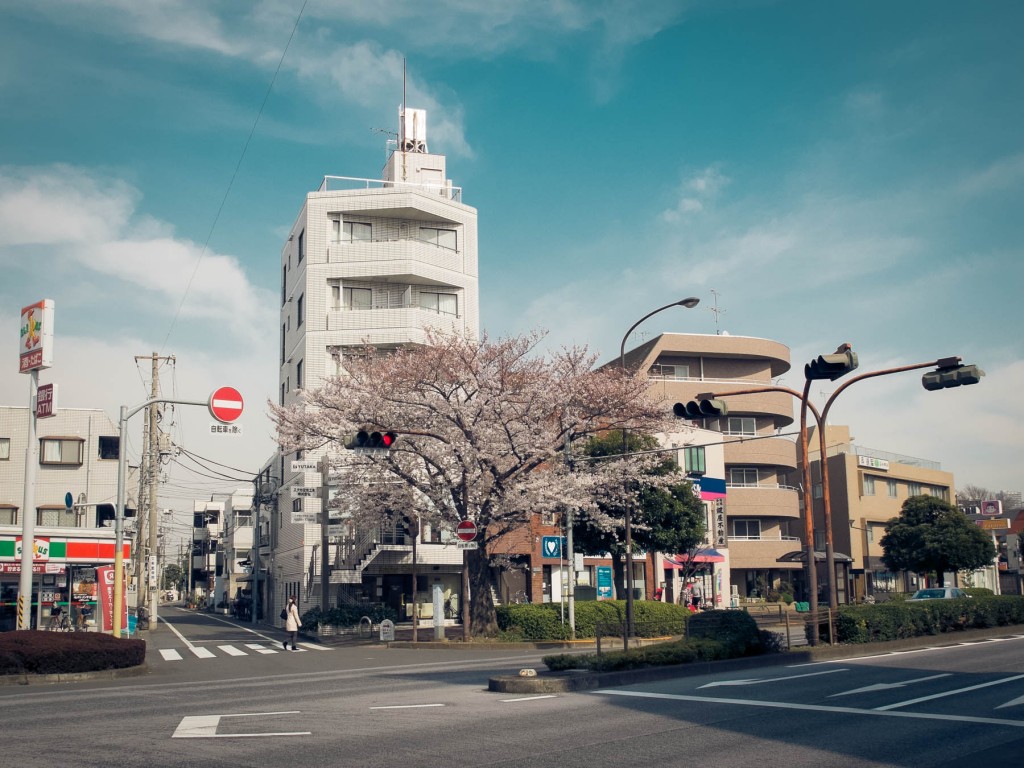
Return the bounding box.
[159,0,309,352]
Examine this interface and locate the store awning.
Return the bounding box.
[777,550,853,564]
[666,549,726,565]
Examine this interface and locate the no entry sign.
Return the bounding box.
[456,519,477,542]
[209,386,244,423]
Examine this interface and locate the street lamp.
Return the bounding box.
[618,296,700,649]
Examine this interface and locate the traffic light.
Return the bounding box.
[345,430,398,451]
[921,363,984,391]
[805,346,859,381]
[673,399,729,420]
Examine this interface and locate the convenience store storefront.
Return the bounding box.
[0,531,130,631]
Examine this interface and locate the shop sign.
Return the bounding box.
[0,562,64,574]
[857,455,890,471]
[14,536,50,560]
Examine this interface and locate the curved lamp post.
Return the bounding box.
[618,296,700,649]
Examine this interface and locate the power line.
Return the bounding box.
[159,0,309,351]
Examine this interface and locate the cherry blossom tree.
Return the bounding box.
[270,330,679,636]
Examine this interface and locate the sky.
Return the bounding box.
[1,0,1021,522]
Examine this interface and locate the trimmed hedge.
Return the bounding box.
[0,630,145,675]
[687,609,761,656]
[496,600,692,641]
[835,595,1024,644]
[544,637,729,672]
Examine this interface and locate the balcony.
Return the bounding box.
[727,535,804,570]
[725,484,801,519]
[327,237,466,277]
[318,174,462,203]
[326,305,464,340]
[725,437,798,470]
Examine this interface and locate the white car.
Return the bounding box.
[907,587,969,601]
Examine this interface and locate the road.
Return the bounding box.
[2,611,1022,767]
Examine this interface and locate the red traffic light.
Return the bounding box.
[380,432,397,448]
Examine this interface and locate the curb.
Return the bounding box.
[0,663,149,687]
[487,625,1024,694]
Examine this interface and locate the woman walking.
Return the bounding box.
[282,595,302,651]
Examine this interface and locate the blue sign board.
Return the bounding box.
[596,566,613,599]
[541,536,564,559]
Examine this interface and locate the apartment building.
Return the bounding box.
[0,406,135,629]
[618,333,803,600]
[191,498,223,608]
[805,424,964,599]
[266,106,478,619]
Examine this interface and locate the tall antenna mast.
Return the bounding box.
[402,57,407,181]
[709,288,727,335]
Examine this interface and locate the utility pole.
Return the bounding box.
[135,353,174,630]
[320,453,331,614]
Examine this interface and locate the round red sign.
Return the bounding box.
[456,519,477,542]
[209,386,244,423]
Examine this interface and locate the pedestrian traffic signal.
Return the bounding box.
[805,347,859,381]
[921,363,984,391]
[345,430,398,451]
[673,399,729,420]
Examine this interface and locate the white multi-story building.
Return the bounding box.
[0,406,135,629]
[266,107,478,621]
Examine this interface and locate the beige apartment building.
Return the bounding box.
[806,424,958,600]
[619,333,804,601]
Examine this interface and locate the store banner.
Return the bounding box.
[96,566,126,633]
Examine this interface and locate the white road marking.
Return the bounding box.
[190,646,216,659]
[219,645,247,657]
[172,711,309,739]
[830,674,952,697]
[997,694,1024,710]
[159,649,183,661]
[875,674,1024,711]
[594,690,1024,728]
[246,643,279,654]
[789,634,1024,667]
[369,703,445,710]
[297,642,330,651]
[698,668,848,688]
[500,695,557,703]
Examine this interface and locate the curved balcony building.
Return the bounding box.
[623,332,804,599]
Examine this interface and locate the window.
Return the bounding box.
[292,498,302,513]
[729,468,759,487]
[731,519,761,539]
[863,475,876,496]
[281,265,287,305]
[331,218,341,241]
[683,446,705,475]
[0,507,16,525]
[419,291,458,316]
[37,507,75,527]
[280,324,286,364]
[297,293,304,327]
[0,437,9,460]
[812,483,823,499]
[331,283,341,310]
[342,221,372,242]
[343,287,372,310]
[280,382,286,405]
[419,226,457,250]
[887,479,898,498]
[724,417,756,436]
[40,438,83,465]
[296,359,303,389]
[649,364,689,380]
[98,436,119,460]
[297,230,305,262]
[908,482,921,496]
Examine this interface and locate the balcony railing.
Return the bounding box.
[318,174,462,203]
[726,482,799,491]
[728,535,801,542]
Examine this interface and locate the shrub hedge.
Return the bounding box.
[543,637,730,672]
[688,609,761,656]
[0,630,145,676]
[496,600,692,641]
[835,595,1024,644]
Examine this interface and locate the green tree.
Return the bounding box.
[161,563,184,591]
[880,495,997,586]
[572,430,705,598]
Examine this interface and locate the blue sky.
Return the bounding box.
[1,1,1021,511]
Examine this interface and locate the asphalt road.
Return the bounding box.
[2,610,1022,768]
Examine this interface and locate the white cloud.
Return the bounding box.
[0,164,280,500]
[956,152,1024,198]
[661,165,730,221]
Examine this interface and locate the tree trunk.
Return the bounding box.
[467,547,498,637]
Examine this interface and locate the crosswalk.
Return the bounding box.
[157,641,330,662]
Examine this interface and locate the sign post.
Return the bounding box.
[456,520,477,640]
[17,299,54,630]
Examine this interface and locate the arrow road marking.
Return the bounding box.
[996,694,1024,710]
[172,712,309,739]
[876,674,1024,711]
[698,668,849,689]
[830,673,952,697]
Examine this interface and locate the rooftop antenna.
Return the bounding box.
[709,289,727,335]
